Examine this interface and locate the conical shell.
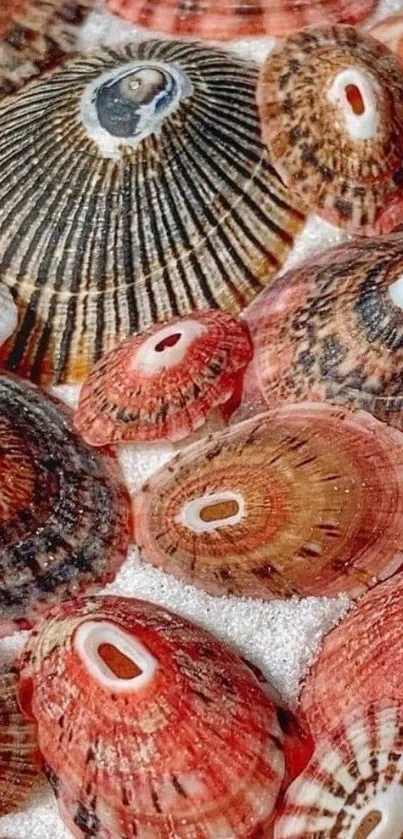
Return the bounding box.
[0,665,41,816]
[258,25,403,235]
[0,1,94,100]
[371,14,403,65]
[300,572,403,740]
[18,595,290,839]
[0,40,306,386]
[75,310,253,445]
[238,235,403,430]
[133,402,403,600]
[0,284,17,347]
[0,373,130,637]
[275,701,403,839]
[105,0,376,39]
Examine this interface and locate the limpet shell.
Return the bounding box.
[105,0,376,39]
[75,310,253,445]
[0,39,306,385]
[238,235,403,430]
[258,26,403,235]
[275,701,403,839]
[300,572,403,740]
[18,595,292,838]
[0,665,41,816]
[0,373,130,637]
[0,284,17,347]
[371,14,403,65]
[133,402,403,600]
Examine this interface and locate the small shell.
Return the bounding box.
[275,702,403,839]
[0,373,130,637]
[0,666,41,816]
[105,0,376,39]
[18,595,290,838]
[75,310,253,445]
[133,402,403,600]
[371,14,403,64]
[257,25,403,235]
[0,285,17,347]
[0,40,306,385]
[238,235,403,430]
[300,572,403,740]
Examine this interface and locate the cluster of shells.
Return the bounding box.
[3,1,403,838]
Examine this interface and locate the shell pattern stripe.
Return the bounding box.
[0,667,41,817]
[0,39,306,385]
[105,0,376,39]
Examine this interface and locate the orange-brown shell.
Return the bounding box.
[0,666,41,816]
[371,13,403,65]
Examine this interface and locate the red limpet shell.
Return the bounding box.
[237,235,403,430]
[300,573,403,740]
[17,595,295,839]
[105,0,376,40]
[275,701,403,839]
[371,14,403,65]
[133,402,403,600]
[0,666,41,816]
[75,310,253,446]
[258,26,403,235]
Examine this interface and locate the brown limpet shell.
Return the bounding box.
[0,665,41,816]
[0,372,130,637]
[133,402,403,600]
[238,235,403,430]
[258,25,403,235]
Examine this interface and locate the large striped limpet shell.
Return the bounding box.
[275,702,403,839]
[258,26,403,235]
[75,310,253,445]
[17,595,296,838]
[238,235,403,430]
[105,0,376,40]
[133,402,403,600]
[0,373,130,637]
[0,40,306,386]
[0,665,41,816]
[300,573,403,740]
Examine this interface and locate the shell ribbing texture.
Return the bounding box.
[0,667,41,816]
[0,39,306,384]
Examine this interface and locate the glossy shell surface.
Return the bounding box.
[258,26,403,235]
[0,373,130,637]
[0,666,41,816]
[371,13,403,64]
[0,39,306,385]
[133,402,403,600]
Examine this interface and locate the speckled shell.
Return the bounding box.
[275,701,403,839]
[18,595,290,839]
[0,40,306,386]
[300,572,403,740]
[258,26,403,235]
[0,0,94,99]
[0,666,41,816]
[0,285,17,347]
[237,235,403,430]
[0,373,130,637]
[105,0,376,39]
[371,13,403,64]
[133,402,403,600]
[75,310,253,445]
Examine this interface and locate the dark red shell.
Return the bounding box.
[0,373,130,637]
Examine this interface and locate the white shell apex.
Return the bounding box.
[388,274,403,308]
[177,491,246,534]
[327,67,380,141]
[75,620,158,693]
[133,319,207,375]
[0,284,17,346]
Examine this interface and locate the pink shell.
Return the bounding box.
[17,596,301,839]
[75,310,253,446]
[371,14,403,64]
[300,572,403,740]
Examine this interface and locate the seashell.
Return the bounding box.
[0,1,94,100]
[0,40,306,386]
[371,14,403,65]
[75,310,253,446]
[237,235,403,430]
[0,372,130,637]
[274,701,403,839]
[0,665,41,816]
[0,284,17,347]
[133,402,403,600]
[105,0,377,40]
[300,572,403,740]
[257,25,403,236]
[17,594,294,838]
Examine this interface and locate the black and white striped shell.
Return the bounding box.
[0,373,131,637]
[0,39,306,384]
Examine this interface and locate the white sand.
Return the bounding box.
[0,1,400,835]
